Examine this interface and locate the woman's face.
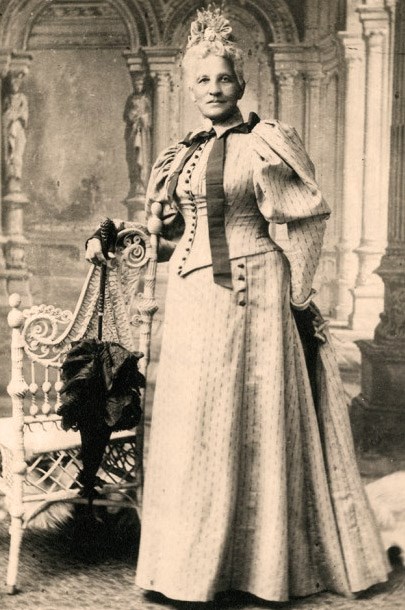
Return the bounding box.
[189,55,243,123]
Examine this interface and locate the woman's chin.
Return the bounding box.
[201,105,235,122]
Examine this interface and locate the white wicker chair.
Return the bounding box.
[0,222,159,594]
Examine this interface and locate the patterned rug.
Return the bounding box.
[0,508,404,610]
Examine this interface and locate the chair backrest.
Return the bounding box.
[7,222,158,427]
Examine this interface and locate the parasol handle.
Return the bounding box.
[97,218,117,341]
[98,264,107,341]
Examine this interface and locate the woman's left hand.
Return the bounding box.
[309,302,329,344]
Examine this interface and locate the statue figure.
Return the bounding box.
[2,71,29,195]
[123,71,152,200]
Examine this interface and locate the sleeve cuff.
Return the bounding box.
[290,288,316,310]
[85,229,102,251]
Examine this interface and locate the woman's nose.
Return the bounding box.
[208,80,221,95]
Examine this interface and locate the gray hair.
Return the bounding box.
[182,40,245,90]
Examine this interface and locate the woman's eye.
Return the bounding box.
[197,77,209,84]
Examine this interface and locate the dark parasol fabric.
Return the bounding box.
[57,217,145,500]
[57,338,144,498]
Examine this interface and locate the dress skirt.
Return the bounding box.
[135,251,388,603]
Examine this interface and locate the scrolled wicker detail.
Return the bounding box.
[116,226,151,270]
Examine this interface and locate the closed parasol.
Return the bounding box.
[57,218,145,501]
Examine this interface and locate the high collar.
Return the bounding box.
[191,107,244,139]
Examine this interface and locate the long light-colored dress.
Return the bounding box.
[135,114,389,603]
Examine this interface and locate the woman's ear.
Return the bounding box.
[189,86,196,103]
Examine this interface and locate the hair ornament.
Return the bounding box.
[183,3,245,89]
[187,4,233,49]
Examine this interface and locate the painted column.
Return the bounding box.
[352,0,405,457]
[1,51,32,304]
[270,45,306,134]
[335,34,365,322]
[379,0,397,268]
[0,50,10,305]
[143,48,179,159]
[275,70,297,126]
[303,70,323,167]
[351,3,395,330]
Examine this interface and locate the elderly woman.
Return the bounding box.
[86,6,389,605]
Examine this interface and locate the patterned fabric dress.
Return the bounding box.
[134,115,389,603]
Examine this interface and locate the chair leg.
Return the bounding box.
[6,514,24,594]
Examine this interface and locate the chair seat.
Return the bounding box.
[0,417,136,459]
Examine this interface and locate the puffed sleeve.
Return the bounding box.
[86,145,183,258]
[145,143,185,261]
[252,120,331,307]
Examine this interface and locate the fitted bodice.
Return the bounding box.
[146,116,330,302]
[171,133,281,277]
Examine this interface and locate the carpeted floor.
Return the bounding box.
[0,509,404,610]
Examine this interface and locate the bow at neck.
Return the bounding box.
[181,111,260,147]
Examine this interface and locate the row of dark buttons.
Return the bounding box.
[177,206,197,275]
[177,145,204,275]
[183,144,203,195]
[237,263,246,306]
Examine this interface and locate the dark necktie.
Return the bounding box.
[205,134,232,289]
[180,112,260,290]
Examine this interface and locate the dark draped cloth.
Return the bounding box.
[57,338,144,497]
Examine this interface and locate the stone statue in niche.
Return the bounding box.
[123,71,152,201]
[2,70,29,198]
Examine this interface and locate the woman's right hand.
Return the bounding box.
[85,237,115,266]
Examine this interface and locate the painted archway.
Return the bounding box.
[0,0,158,48]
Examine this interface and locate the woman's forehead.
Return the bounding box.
[194,55,234,74]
